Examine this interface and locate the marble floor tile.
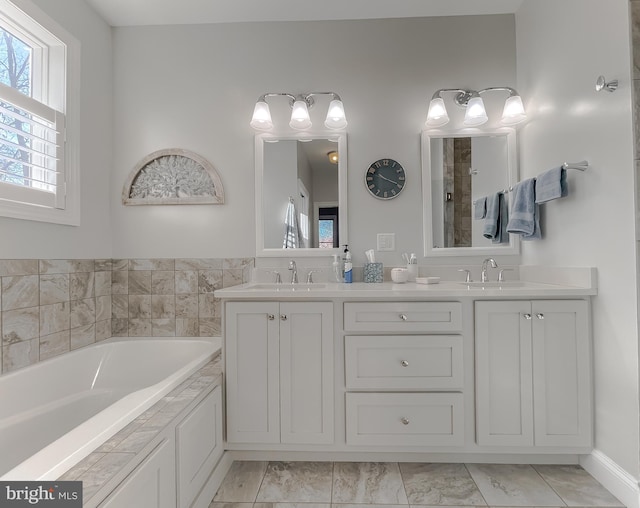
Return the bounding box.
[209,503,253,508]
[214,461,268,502]
[533,465,624,507]
[466,464,564,507]
[256,462,334,503]
[333,463,408,504]
[255,503,331,508]
[400,463,487,506]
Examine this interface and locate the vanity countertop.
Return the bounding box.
[215,280,597,299]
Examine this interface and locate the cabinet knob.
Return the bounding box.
[536,313,545,320]
[524,313,532,320]
[280,315,287,321]
[401,360,409,367]
[400,417,410,425]
[399,314,408,321]
[267,314,275,320]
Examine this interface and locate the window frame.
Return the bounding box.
[0,0,80,226]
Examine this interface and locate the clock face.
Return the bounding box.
[365,158,406,200]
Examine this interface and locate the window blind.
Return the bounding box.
[0,81,64,209]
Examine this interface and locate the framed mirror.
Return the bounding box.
[421,128,519,256]
[255,133,348,257]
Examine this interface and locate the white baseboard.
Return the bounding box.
[581,450,639,508]
[192,452,234,508]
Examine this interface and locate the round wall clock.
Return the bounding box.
[365,158,406,199]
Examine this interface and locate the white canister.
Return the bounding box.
[391,267,409,283]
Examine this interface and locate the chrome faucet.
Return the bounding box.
[481,258,498,283]
[288,260,298,284]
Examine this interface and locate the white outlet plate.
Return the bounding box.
[377,233,396,251]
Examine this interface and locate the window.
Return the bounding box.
[0,0,79,225]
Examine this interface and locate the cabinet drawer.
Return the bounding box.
[345,335,463,390]
[344,302,462,332]
[346,392,464,446]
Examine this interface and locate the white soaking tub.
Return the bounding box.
[0,336,220,481]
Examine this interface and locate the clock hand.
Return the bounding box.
[378,173,398,185]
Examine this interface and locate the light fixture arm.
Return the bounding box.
[257,92,297,107]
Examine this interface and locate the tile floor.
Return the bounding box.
[209,461,625,508]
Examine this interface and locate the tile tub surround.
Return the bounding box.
[58,353,223,504]
[0,257,253,374]
[0,259,113,374]
[110,258,254,338]
[210,460,624,507]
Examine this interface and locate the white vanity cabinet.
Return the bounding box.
[475,300,591,449]
[344,301,465,447]
[225,301,334,445]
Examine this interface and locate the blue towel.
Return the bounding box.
[474,196,487,220]
[483,193,501,240]
[535,167,567,204]
[493,193,509,244]
[506,178,541,240]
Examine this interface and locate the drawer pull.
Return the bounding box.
[399,314,408,321]
[280,315,287,321]
[401,360,409,367]
[524,313,532,320]
[400,417,410,425]
[267,314,275,320]
[536,313,545,320]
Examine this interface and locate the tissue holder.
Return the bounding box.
[364,262,383,283]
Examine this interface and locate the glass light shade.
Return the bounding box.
[327,150,338,164]
[501,95,527,125]
[324,99,348,129]
[463,96,488,126]
[425,97,450,127]
[250,101,273,131]
[289,100,312,130]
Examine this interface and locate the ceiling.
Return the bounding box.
[85,0,524,27]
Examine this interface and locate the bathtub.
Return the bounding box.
[0,336,221,481]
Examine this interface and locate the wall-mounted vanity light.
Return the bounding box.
[250,92,347,132]
[425,87,526,128]
[327,151,339,164]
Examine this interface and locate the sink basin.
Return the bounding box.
[457,281,527,288]
[248,283,327,291]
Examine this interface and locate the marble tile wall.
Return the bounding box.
[110,258,253,339]
[631,1,640,239]
[0,259,112,374]
[0,257,253,375]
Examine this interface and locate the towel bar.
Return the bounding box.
[562,160,589,171]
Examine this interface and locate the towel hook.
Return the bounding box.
[596,75,618,93]
[562,160,589,171]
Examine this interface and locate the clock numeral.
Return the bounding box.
[366,176,373,181]
[391,189,397,195]
[374,161,382,169]
[396,168,403,173]
[368,168,375,174]
[384,191,388,198]
[376,189,381,195]
[397,183,403,189]
[368,183,375,190]
[398,176,405,181]
[382,159,390,166]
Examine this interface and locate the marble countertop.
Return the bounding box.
[215,280,597,299]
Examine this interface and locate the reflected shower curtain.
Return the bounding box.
[283,196,302,248]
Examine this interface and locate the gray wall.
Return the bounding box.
[110,16,517,265]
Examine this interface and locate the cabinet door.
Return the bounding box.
[226,301,280,443]
[532,300,591,447]
[475,301,534,446]
[279,302,334,444]
[176,386,223,508]
[99,438,175,508]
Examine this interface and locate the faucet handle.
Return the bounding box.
[271,271,282,284]
[498,268,514,282]
[458,269,472,283]
[306,270,319,284]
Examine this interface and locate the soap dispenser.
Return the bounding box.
[343,245,352,283]
[407,253,418,282]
